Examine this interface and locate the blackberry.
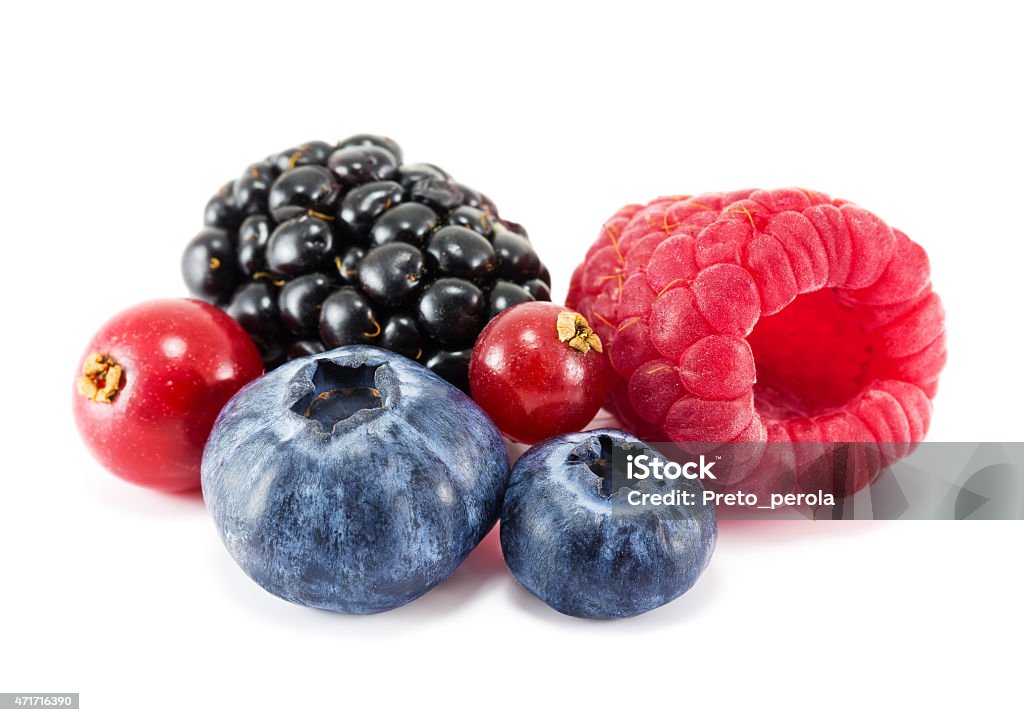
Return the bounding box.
[181,134,548,391]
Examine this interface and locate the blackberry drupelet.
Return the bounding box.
[181,134,548,391]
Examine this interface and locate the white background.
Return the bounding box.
[2,1,1022,719]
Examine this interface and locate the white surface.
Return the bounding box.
[2,1,1022,720]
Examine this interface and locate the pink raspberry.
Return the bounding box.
[566,189,946,495]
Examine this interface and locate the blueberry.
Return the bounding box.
[201,345,510,614]
[500,429,717,618]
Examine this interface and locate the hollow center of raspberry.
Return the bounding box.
[747,289,882,420]
[291,360,385,431]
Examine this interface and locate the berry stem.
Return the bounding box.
[77,353,124,403]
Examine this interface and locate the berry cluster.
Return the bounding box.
[182,135,550,390]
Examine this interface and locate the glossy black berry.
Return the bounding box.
[266,215,335,276]
[397,163,449,188]
[452,183,498,216]
[334,246,365,284]
[381,314,424,360]
[182,134,547,377]
[204,182,242,230]
[425,349,473,392]
[339,181,405,236]
[494,230,541,280]
[287,338,326,360]
[410,178,464,212]
[236,214,273,276]
[501,219,529,239]
[337,134,404,165]
[489,281,534,318]
[279,273,335,337]
[447,205,494,238]
[235,162,277,215]
[369,203,438,247]
[426,227,496,284]
[268,166,339,222]
[270,141,334,173]
[358,243,427,307]
[182,228,239,305]
[227,281,287,363]
[521,278,552,302]
[319,288,382,347]
[418,279,486,348]
[327,146,398,187]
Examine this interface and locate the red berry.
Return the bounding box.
[566,189,946,495]
[72,299,264,492]
[469,302,610,444]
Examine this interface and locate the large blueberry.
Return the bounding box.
[202,345,509,614]
[500,429,716,618]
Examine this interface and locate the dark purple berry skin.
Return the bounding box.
[327,146,398,187]
[334,245,365,284]
[489,281,534,318]
[235,162,278,215]
[237,214,273,276]
[337,134,404,165]
[279,273,335,337]
[268,166,339,222]
[447,205,495,239]
[227,281,287,364]
[370,203,438,247]
[494,231,541,280]
[381,314,425,360]
[339,181,405,236]
[418,279,486,348]
[287,338,326,360]
[182,228,239,305]
[425,349,473,390]
[358,243,427,308]
[204,182,242,231]
[269,141,334,172]
[521,278,552,302]
[397,163,449,188]
[410,178,464,213]
[266,216,335,276]
[426,227,496,284]
[319,288,382,347]
[182,134,548,385]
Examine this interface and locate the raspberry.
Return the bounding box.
[567,189,946,495]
